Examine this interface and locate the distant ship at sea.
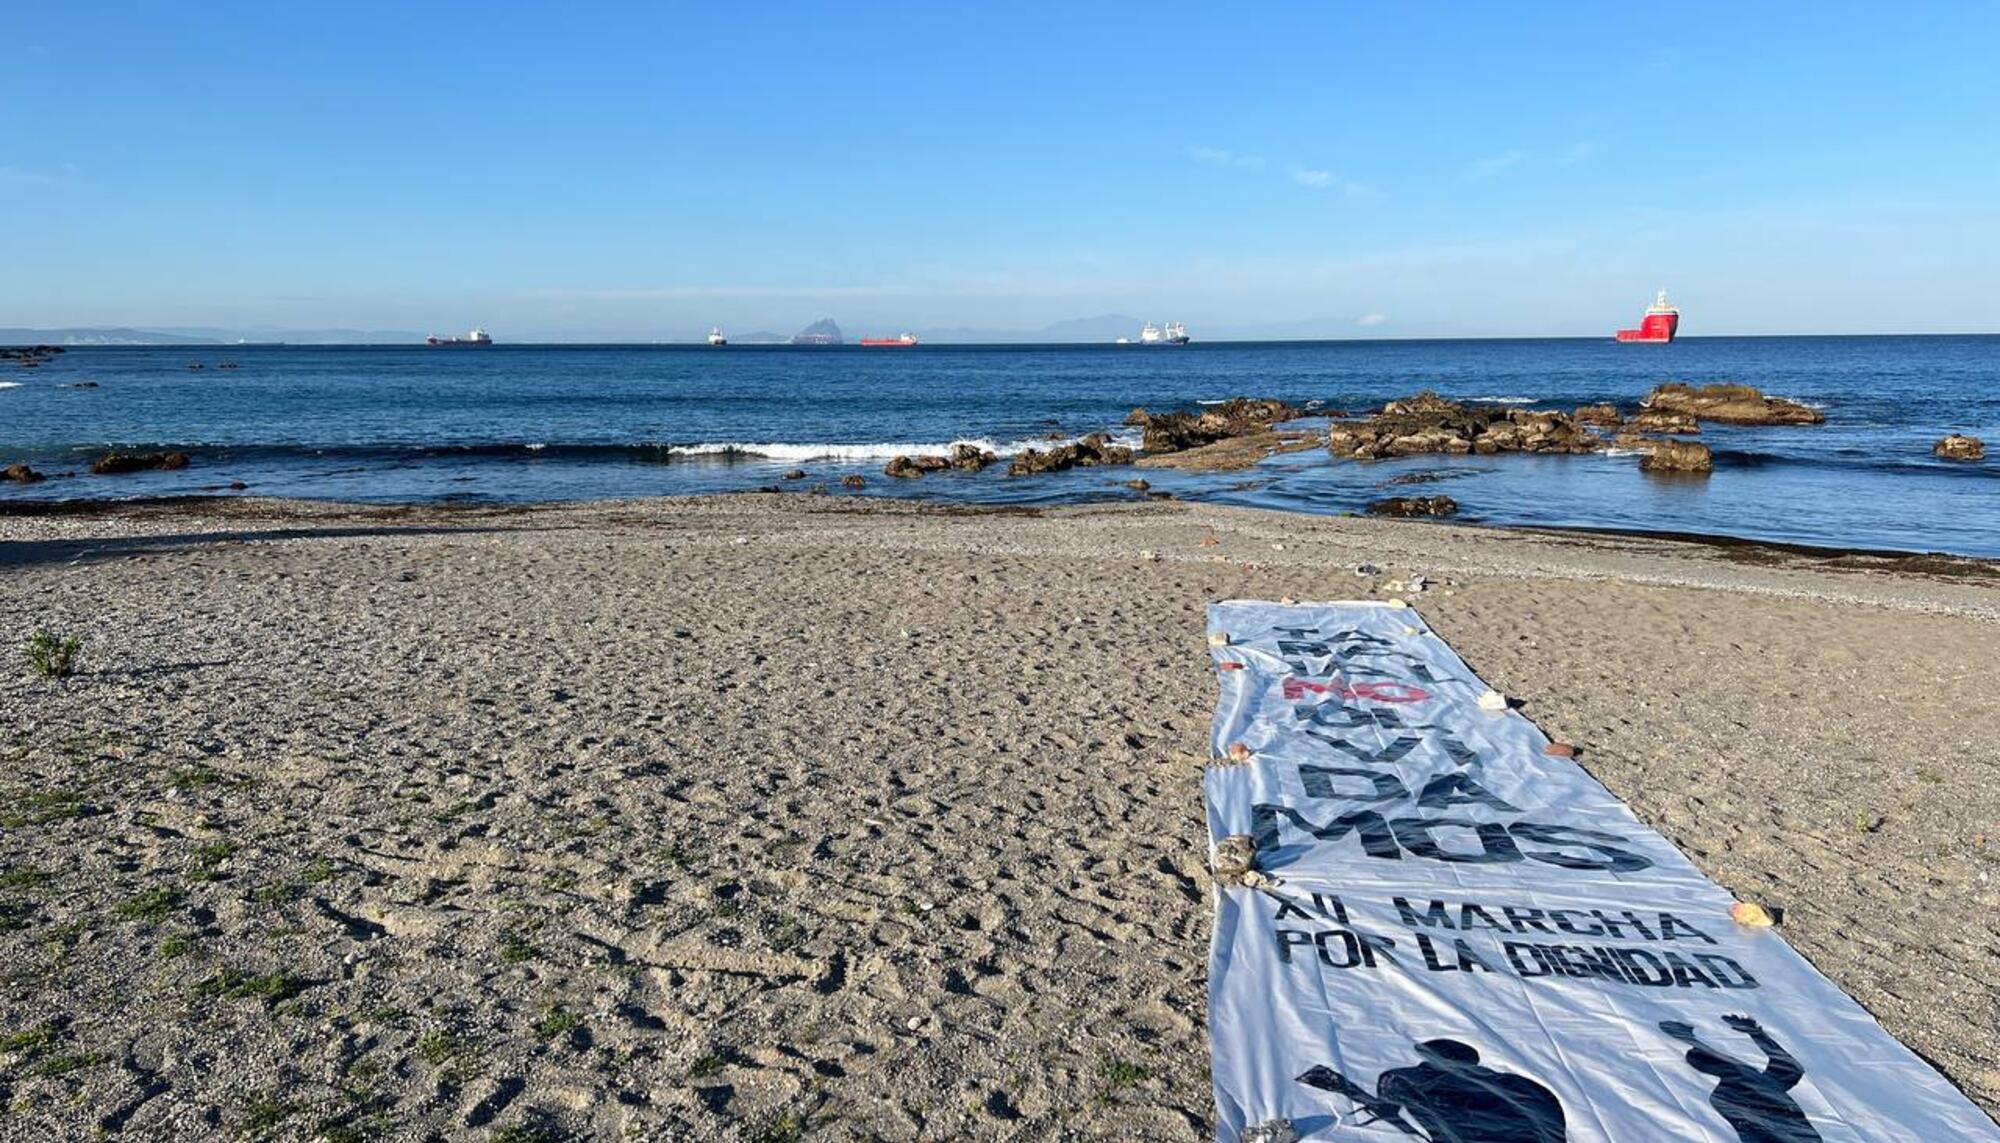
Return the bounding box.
[426,327,492,347]
[1118,321,1190,346]
[1615,291,1679,343]
[860,333,919,347]
[708,327,727,346]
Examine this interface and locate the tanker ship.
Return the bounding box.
[859,333,919,347]
[1615,291,1679,343]
[426,327,493,347]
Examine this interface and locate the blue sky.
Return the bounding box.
[4,2,1998,339]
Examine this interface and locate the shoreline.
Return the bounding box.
[3,493,1997,1137]
[7,490,1998,586]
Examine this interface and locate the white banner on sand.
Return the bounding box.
[1204,601,2000,1143]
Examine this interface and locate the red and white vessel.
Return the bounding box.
[860,333,919,347]
[1615,291,1679,343]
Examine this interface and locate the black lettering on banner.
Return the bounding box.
[1393,817,1522,864]
[1276,928,1398,969]
[1509,823,1655,873]
[1271,893,1350,925]
[1394,897,1453,930]
[1299,765,1409,804]
[1416,773,1520,812]
[1253,804,1403,860]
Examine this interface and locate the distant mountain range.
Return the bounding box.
[0,326,425,346]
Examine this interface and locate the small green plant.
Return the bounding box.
[749,1112,807,1143]
[1099,1058,1152,1091]
[0,866,51,891]
[687,1051,725,1079]
[492,1123,559,1143]
[195,969,306,1004]
[23,631,81,679]
[415,1028,472,1067]
[159,934,194,958]
[114,886,185,923]
[498,929,538,964]
[531,1005,581,1041]
[0,1024,58,1059]
[241,1089,298,1136]
[0,791,87,829]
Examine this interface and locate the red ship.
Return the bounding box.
[1615,291,1679,343]
[859,333,919,347]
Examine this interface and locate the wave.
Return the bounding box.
[29,431,1148,467]
[1465,394,1541,404]
[0,381,23,390]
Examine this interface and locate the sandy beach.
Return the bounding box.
[2,494,1996,1141]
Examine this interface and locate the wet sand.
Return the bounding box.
[2,495,1996,1140]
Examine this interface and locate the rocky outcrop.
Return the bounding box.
[1127,398,1299,454]
[1328,393,1604,459]
[949,443,996,471]
[4,463,45,483]
[884,454,950,478]
[1366,495,1459,518]
[1642,383,1823,426]
[840,474,866,488]
[1006,433,1135,476]
[1638,439,1713,474]
[90,451,190,475]
[782,469,808,480]
[1626,409,1700,434]
[1934,434,1985,461]
[1573,404,1623,427]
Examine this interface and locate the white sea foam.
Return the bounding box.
[0,381,23,390]
[664,431,1141,463]
[1466,394,1541,404]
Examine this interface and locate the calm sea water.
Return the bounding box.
[3,338,1996,556]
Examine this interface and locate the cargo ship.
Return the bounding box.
[1121,321,1190,346]
[426,327,492,347]
[1615,291,1679,343]
[860,333,919,347]
[707,327,727,346]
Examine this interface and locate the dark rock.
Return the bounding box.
[1128,398,1300,454]
[781,469,808,480]
[1366,495,1459,518]
[1573,404,1623,427]
[1642,382,1823,425]
[948,443,996,471]
[1123,479,1150,491]
[1638,438,1713,473]
[840,475,866,488]
[1006,433,1135,476]
[1329,392,1604,460]
[228,481,248,491]
[884,454,950,478]
[1934,434,1985,461]
[62,381,101,389]
[4,463,45,483]
[1626,409,1700,434]
[90,451,191,475]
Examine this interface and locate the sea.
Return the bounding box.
[3,337,1996,557]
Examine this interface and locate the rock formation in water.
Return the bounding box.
[1006,433,1134,475]
[1641,383,1823,425]
[1125,398,1300,454]
[1327,393,1603,459]
[1934,434,1985,461]
[90,451,190,475]
[1638,438,1714,474]
[1366,495,1460,517]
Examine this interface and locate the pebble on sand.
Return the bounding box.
[1543,742,1577,758]
[1730,901,1777,928]
[1477,689,1509,712]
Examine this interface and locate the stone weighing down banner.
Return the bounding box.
[1203,601,2000,1143]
